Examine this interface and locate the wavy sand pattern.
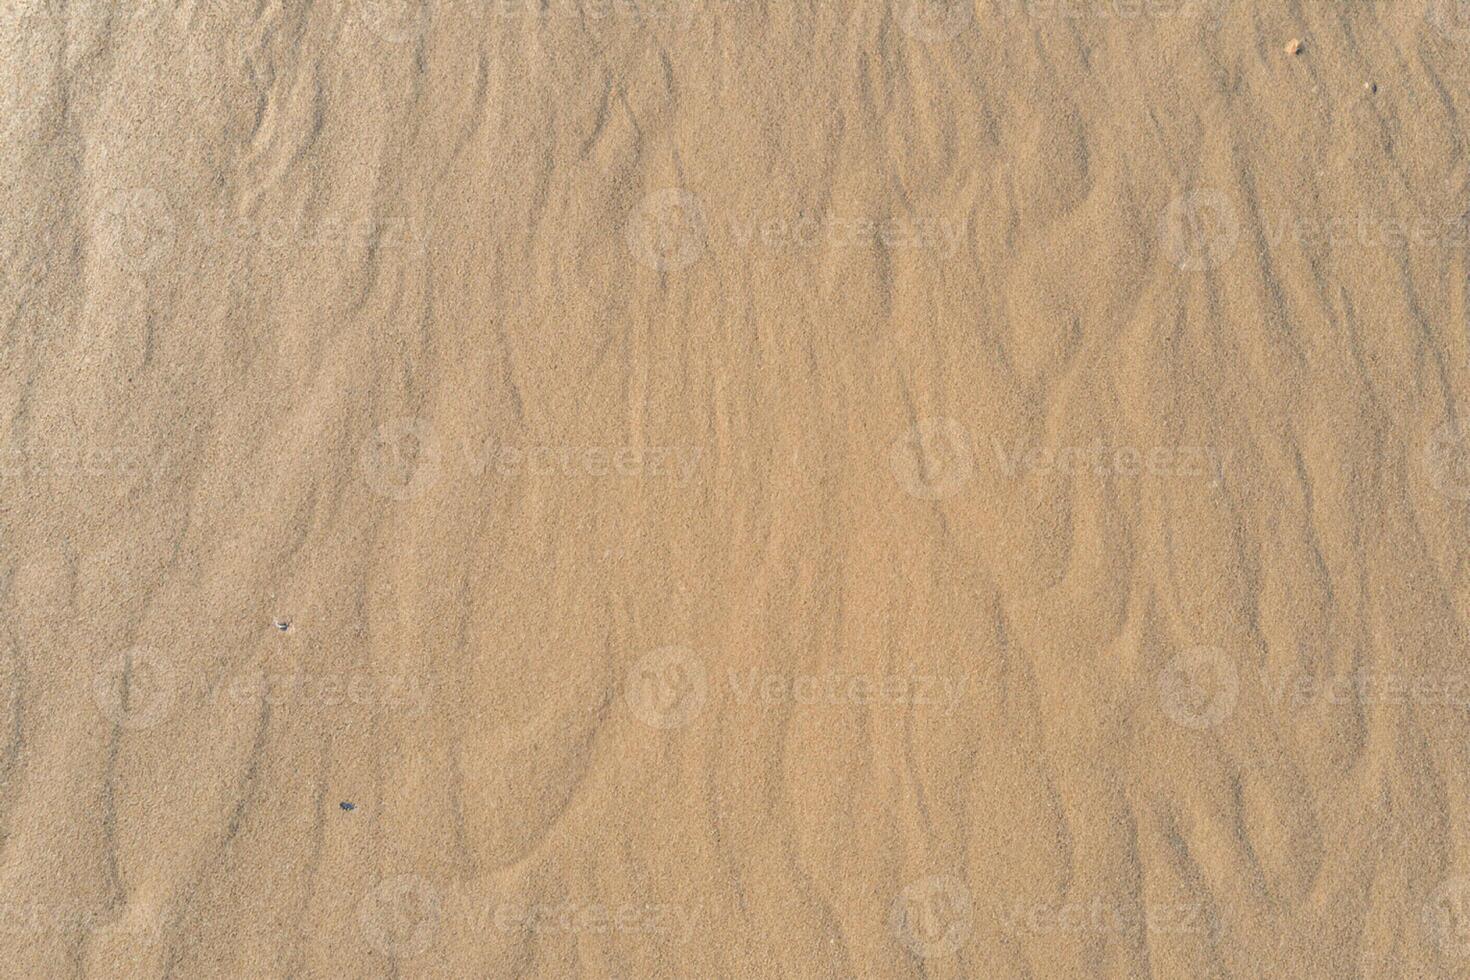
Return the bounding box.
[3,0,1470,976]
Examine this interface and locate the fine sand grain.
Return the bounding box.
[3,0,1470,977]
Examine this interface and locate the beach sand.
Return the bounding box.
[4,0,1470,976]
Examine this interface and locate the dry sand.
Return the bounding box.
[3,0,1470,976]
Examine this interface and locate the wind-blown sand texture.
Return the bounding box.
[4,0,1470,976]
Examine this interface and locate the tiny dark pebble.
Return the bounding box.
[340,801,355,811]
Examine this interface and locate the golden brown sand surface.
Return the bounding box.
[4,0,1470,976]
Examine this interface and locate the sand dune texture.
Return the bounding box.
[4,0,1470,976]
